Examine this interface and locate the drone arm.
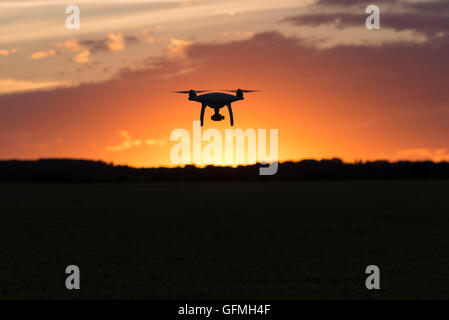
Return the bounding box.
[227,103,234,126]
[200,103,206,127]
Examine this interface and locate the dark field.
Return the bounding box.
[0,181,448,299]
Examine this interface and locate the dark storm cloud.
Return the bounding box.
[285,0,449,38]
[316,0,399,6]
[284,12,449,35]
[184,32,449,106]
[315,0,449,14]
[408,0,449,13]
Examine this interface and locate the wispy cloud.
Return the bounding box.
[0,48,17,56]
[0,0,190,9]
[106,131,166,152]
[168,38,192,58]
[56,39,91,64]
[73,49,91,64]
[106,131,142,152]
[106,33,126,52]
[33,32,145,64]
[144,139,167,147]
[139,30,157,44]
[0,78,68,94]
[0,0,302,44]
[30,49,57,60]
[56,39,84,52]
[395,148,449,162]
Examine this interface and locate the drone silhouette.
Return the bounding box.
[173,89,259,126]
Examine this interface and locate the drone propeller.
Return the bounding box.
[172,90,210,94]
[222,89,260,93]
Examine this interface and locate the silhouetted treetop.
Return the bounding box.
[1,158,449,181]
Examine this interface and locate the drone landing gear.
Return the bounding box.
[200,105,234,127]
[227,103,234,126]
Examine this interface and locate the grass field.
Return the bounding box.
[0,181,449,299]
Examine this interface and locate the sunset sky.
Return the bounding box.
[1,0,449,167]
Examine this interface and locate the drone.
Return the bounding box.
[173,89,259,126]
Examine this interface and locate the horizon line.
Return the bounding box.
[1,157,448,170]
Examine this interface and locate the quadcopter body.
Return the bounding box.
[174,89,259,126]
